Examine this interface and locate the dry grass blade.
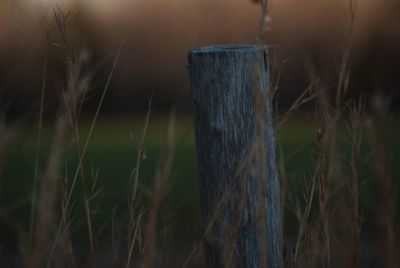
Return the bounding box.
[30,30,48,245]
[29,111,68,268]
[143,110,176,268]
[44,10,124,264]
[277,77,322,129]
[126,97,152,268]
[347,96,365,267]
[292,143,321,267]
[370,90,396,268]
[0,116,16,182]
[62,39,125,219]
[336,0,356,105]
[130,96,152,201]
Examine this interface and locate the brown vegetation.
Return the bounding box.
[0,1,398,267]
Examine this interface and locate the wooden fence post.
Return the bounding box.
[188,45,281,268]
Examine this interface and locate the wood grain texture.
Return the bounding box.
[188,45,281,268]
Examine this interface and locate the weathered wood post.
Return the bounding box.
[188,45,281,268]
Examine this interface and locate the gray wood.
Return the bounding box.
[188,45,281,268]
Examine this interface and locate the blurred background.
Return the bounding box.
[0,0,399,115]
[0,0,399,266]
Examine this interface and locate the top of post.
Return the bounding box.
[189,44,266,55]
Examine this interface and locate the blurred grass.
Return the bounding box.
[2,114,199,245]
[1,114,399,244]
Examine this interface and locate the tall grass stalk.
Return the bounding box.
[28,99,68,268]
[370,90,396,268]
[0,117,15,191]
[126,98,152,268]
[30,30,48,246]
[143,110,176,268]
[30,6,125,267]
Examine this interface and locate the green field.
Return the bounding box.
[1,114,399,247]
